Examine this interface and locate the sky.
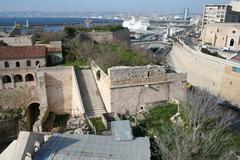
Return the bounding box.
[0,0,228,14]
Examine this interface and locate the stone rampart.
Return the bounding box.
[91,61,187,114]
[170,40,240,106]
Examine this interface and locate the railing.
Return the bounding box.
[178,37,240,68]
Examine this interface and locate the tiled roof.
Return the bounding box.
[47,47,62,53]
[0,46,46,60]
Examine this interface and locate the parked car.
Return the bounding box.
[220,47,230,52]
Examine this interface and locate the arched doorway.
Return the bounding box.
[27,103,40,131]
[25,74,34,81]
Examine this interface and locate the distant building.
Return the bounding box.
[183,8,189,21]
[202,23,240,51]
[202,4,240,30]
[36,41,63,66]
[0,46,47,69]
[230,0,240,12]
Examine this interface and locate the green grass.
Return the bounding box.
[131,103,178,137]
[90,117,106,135]
[97,43,148,66]
[64,59,89,69]
[78,25,124,32]
[229,132,240,151]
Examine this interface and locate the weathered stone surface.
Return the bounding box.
[91,61,187,114]
[170,42,240,106]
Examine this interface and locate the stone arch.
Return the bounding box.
[25,73,34,81]
[14,74,23,83]
[230,38,235,47]
[2,75,12,83]
[26,103,40,131]
[96,70,101,80]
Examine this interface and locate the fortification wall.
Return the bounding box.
[91,62,111,112]
[91,61,187,114]
[108,66,187,114]
[88,32,114,44]
[88,29,130,45]
[170,41,240,106]
[71,68,85,116]
[0,68,38,108]
[0,36,33,46]
[38,67,73,115]
[0,85,38,108]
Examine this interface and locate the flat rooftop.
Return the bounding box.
[34,134,150,160]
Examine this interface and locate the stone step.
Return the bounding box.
[76,69,106,117]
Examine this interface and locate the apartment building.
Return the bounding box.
[202,4,240,30]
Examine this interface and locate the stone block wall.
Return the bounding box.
[91,62,111,112]
[38,66,85,116]
[0,36,33,46]
[170,41,240,106]
[38,67,73,115]
[0,68,39,108]
[88,32,114,44]
[91,61,187,114]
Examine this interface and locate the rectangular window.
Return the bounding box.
[16,62,20,67]
[36,61,40,66]
[27,60,31,67]
[232,67,240,73]
[4,61,9,68]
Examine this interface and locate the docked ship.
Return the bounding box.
[122,17,150,31]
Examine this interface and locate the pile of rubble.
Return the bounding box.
[66,117,90,134]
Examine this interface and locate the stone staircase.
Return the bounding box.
[76,69,106,117]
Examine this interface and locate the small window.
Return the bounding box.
[233,30,236,33]
[16,62,20,67]
[27,60,31,67]
[217,28,219,32]
[230,39,235,46]
[4,61,9,68]
[36,61,40,66]
[96,70,101,81]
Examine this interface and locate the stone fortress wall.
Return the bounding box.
[0,66,85,131]
[170,40,240,106]
[91,61,187,114]
[37,67,85,117]
[88,29,130,45]
[0,35,33,46]
[0,68,38,108]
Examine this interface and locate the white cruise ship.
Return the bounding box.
[122,17,150,31]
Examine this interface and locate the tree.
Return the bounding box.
[63,26,77,39]
[153,89,239,160]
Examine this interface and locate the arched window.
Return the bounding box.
[25,74,34,81]
[96,70,101,80]
[230,39,235,46]
[14,74,23,83]
[2,75,12,83]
